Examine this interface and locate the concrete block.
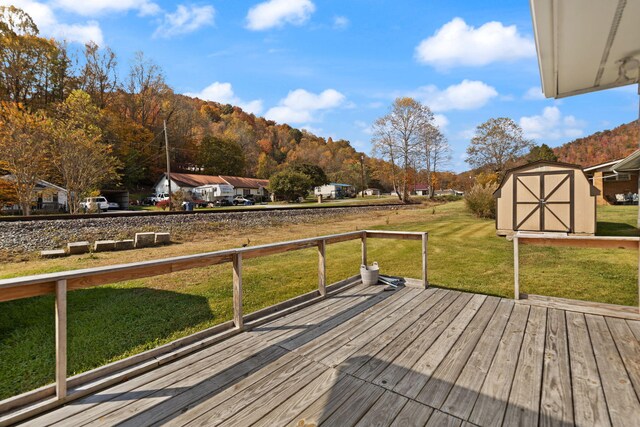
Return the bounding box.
[155,232,171,245]
[67,241,90,255]
[135,232,156,248]
[94,240,117,252]
[114,239,135,251]
[41,249,67,258]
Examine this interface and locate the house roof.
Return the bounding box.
[328,183,352,187]
[583,159,624,173]
[530,0,640,98]
[613,149,640,172]
[220,176,269,189]
[167,173,227,187]
[1,175,67,192]
[411,183,430,191]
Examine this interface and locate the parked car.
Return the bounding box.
[233,196,255,206]
[80,197,109,212]
[143,193,170,205]
[214,199,233,207]
[107,201,120,210]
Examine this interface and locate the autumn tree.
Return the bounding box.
[527,143,558,163]
[0,102,50,215]
[0,6,71,109]
[198,135,245,176]
[372,97,433,202]
[268,170,311,202]
[466,117,532,175]
[49,90,120,213]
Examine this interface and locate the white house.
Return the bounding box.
[0,175,68,212]
[314,183,355,199]
[154,173,229,196]
[154,173,270,201]
[220,176,270,199]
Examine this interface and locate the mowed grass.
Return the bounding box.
[0,201,638,399]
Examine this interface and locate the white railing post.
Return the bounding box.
[318,239,326,297]
[232,253,243,330]
[422,233,429,288]
[55,279,67,399]
[513,235,520,300]
[361,231,367,267]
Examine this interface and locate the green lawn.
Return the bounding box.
[0,201,638,399]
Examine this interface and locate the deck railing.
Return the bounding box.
[513,232,640,315]
[0,229,427,414]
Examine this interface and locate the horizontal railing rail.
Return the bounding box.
[0,229,427,420]
[513,232,640,315]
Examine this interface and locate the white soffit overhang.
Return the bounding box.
[530,0,640,99]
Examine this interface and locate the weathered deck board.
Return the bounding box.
[566,311,612,427]
[388,399,433,427]
[606,317,640,398]
[416,297,502,409]
[353,292,470,383]
[467,304,530,427]
[539,308,574,427]
[438,299,514,419]
[585,314,640,426]
[20,285,640,427]
[502,305,547,427]
[391,294,488,398]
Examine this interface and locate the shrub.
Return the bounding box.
[268,170,312,202]
[465,182,498,219]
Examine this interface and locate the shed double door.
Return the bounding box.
[513,171,574,232]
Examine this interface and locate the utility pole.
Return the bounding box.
[164,120,172,211]
[360,154,366,198]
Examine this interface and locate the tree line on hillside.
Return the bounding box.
[0,6,402,213]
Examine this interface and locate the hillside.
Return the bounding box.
[554,120,639,167]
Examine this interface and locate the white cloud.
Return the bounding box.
[355,120,372,135]
[410,80,498,112]
[300,124,323,135]
[265,88,345,123]
[246,0,315,31]
[523,86,546,100]
[184,82,263,115]
[1,0,104,44]
[53,0,160,16]
[519,106,586,141]
[415,17,535,69]
[153,4,215,38]
[433,114,449,129]
[333,15,349,29]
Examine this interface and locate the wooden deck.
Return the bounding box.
[20,283,640,427]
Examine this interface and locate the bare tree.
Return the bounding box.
[371,97,433,202]
[466,117,532,174]
[79,41,117,108]
[421,124,451,197]
[125,51,168,129]
[0,102,50,215]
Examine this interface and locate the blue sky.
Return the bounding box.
[5,0,639,171]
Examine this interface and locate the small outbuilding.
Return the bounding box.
[494,161,600,236]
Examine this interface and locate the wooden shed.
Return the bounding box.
[494,161,600,236]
